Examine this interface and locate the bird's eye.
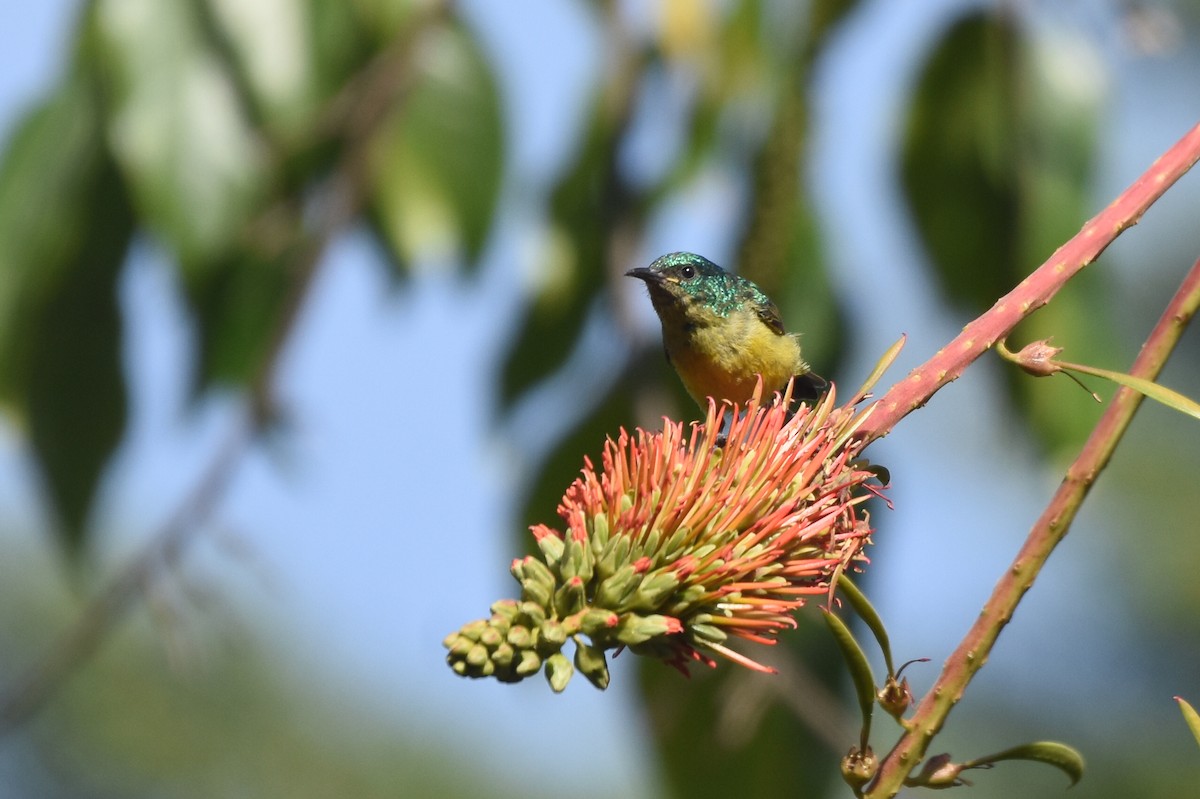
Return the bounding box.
[680,265,696,279]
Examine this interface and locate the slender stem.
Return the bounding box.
[865,255,1200,796]
[0,414,251,732]
[856,122,1200,442]
[0,9,443,738]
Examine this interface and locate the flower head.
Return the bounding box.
[445,381,887,691]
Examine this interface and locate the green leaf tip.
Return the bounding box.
[822,608,876,749]
[1176,696,1200,750]
[963,740,1085,788]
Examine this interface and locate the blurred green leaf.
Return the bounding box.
[901,12,1020,313]
[963,740,1085,787]
[638,624,844,799]
[305,0,374,103]
[1008,28,1111,453]
[184,244,294,392]
[735,63,844,373]
[94,0,271,273]
[904,12,1108,453]
[350,0,424,45]
[0,73,133,554]
[516,374,636,537]
[368,24,504,270]
[499,100,637,410]
[716,1,858,374]
[93,0,379,397]
[201,0,321,136]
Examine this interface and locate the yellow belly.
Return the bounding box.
[664,311,806,407]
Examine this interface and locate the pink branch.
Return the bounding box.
[858,122,1200,442]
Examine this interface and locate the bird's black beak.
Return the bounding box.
[625,267,661,284]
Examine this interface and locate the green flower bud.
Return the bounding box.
[519,602,547,627]
[574,640,610,690]
[595,563,642,609]
[513,556,556,608]
[506,625,533,649]
[535,532,565,566]
[631,570,681,610]
[559,535,594,583]
[840,746,877,789]
[540,619,567,650]
[545,652,574,693]
[596,535,631,580]
[466,643,489,668]
[491,642,515,669]
[478,626,503,648]
[588,513,610,551]
[515,650,541,677]
[579,608,620,637]
[554,575,587,616]
[457,619,489,642]
[446,635,475,658]
[616,613,680,646]
[688,623,727,645]
[489,599,521,622]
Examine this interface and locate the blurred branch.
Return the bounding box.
[856,121,1200,441]
[866,253,1200,796]
[0,5,447,738]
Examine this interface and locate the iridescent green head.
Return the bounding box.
[624,251,767,321]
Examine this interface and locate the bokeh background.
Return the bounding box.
[1,1,1199,797]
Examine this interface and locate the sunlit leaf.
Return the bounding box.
[368,24,504,270]
[206,0,319,134]
[94,0,270,272]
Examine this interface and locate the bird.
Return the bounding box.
[626,251,826,410]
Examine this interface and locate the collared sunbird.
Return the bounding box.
[626,251,826,408]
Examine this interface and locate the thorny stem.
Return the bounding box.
[856,122,1200,441]
[0,8,446,737]
[864,254,1200,796]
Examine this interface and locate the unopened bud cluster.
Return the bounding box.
[445,384,887,691]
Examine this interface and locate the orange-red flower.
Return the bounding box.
[445,381,886,691]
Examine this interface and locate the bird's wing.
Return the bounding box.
[755,300,787,336]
